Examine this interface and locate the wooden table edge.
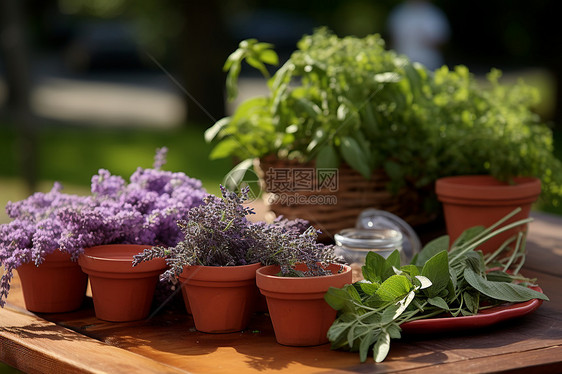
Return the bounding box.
[0,305,189,374]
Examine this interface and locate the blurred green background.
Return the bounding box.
[1,0,561,216]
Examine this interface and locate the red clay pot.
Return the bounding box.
[16,249,88,313]
[436,175,541,254]
[256,263,352,346]
[78,244,167,322]
[179,262,261,333]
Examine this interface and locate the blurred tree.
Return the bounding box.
[0,0,37,192]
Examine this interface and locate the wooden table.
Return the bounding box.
[1,212,562,373]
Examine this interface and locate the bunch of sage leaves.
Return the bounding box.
[325,209,549,363]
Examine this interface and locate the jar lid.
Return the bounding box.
[334,228,402,250]
[355,208,421,263]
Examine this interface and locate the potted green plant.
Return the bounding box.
[206,28,562,238]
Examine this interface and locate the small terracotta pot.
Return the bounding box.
[78,244,166,322]
[256,263,352,346]
[16,249,88,313]
[179,262,261,333]
[436,175,541,254]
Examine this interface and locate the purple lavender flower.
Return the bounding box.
[0,148,206,307]
[133,185,339,284]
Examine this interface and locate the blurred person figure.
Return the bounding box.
[387,0,450,70]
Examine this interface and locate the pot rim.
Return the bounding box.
[179,262,262,282]
[256,263,352,294]
[436,175,541,201]
[78,244,166,274]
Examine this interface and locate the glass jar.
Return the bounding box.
[334,228,403,281]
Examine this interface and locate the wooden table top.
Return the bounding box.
[1,211,562,374]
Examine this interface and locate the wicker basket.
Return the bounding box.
[254,156,435,241]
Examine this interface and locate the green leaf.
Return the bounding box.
[359,281,380,295]
[205,117,231,142]
[324,286,360,313]
[486,270,515,283]
[413,236,449,266]
[463,291,479,314]
[340,136,371,179]
[373,330,391,363]
[385,250,402,271]
[315,144,340,169]
[463,267,549,302]
[400,264,420,277]
[258,49,279,65]
[209,138,241,159]
[386,323,402,340]
[427,296,449,311]
[359,330,376,363]
[421,250,450,298]
[362,251,387,283]
[375,275,412,302]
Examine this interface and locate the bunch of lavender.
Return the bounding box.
[0,147,206,307]
[133,185,341,284]
[247,220,342,277]
[58,147,207,256]
[0,183,91,307]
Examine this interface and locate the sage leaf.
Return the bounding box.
[393,291,416,319]
[359,330,376,362]
[375,275,412,302]
[421,250,450,298]
[362,251,387,283]
[413,236,449,266]
[463,291,479,314]
[373,330,391,363]
[427,296,449,311]
[463,267,549,302]
[360,281,380,295]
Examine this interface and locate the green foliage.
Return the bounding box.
[324,209,549,363]
[207,27,562,207]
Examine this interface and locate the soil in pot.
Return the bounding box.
[256,263,352,346]
[16,249,88,313]
[436,175,541,254]
[179,262,261,333]
[78,244,167,322]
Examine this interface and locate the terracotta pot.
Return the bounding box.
[435,175,541,254]
[179,262,261,333]
[16,249,88,313]
[78,244,167,322]
[256,263,352,346]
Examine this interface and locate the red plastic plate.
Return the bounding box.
[400,286,544,334]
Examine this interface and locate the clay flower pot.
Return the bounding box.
[256,263,352,346]
[78,244,167,322]
[179,262,261,333]
[436,175,541,254]
[16,249,88,313]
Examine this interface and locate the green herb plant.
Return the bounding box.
[206,28,562,208]
[324,208,549,363]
